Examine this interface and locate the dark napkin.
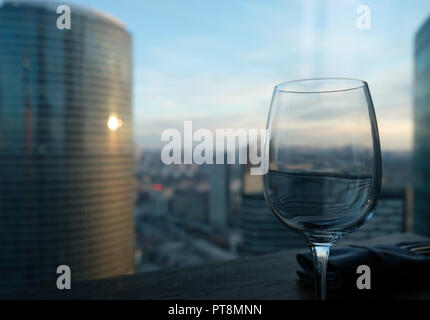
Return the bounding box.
[297,241,430,292]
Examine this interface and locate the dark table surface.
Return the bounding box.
[3,233,430,300]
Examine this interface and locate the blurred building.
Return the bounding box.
[0,2,134,291]
[346,187,408,241]
[240,160,409,251]
[413,15,430,235]
[208,162,230,229]
[240,163,303,255]
[171,189,209,222]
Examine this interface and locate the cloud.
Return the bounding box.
[134,68,274,117]
[132,0,421,152]
[134,57,414,151]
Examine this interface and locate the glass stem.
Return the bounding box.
[308,243,332,300]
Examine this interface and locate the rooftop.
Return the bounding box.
[2,1,127,31]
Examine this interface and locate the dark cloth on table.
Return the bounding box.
[296,241,430,292]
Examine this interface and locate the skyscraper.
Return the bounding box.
[240,162,303,256]
[0,2,134,291]
[208,151,230,229]
[413,15,430,236]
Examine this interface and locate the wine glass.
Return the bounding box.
[262,78,382,300]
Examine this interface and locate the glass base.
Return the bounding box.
[303,231,342,244]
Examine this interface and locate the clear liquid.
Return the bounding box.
[264,170,375,233]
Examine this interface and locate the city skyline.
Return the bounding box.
[6,0,430,152]
[0,1,426,301]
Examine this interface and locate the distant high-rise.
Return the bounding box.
[240,162,302,255]
[0,2,134,290]
[208,159,230,229]
[413,15,430,236]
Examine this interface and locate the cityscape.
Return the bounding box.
[0,0,428,298]
[134,147,412,271]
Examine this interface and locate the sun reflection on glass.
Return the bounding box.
[107,115,122,131]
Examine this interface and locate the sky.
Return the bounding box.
[11,0,430,151]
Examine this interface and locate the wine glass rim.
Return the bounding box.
[275,77,367,94]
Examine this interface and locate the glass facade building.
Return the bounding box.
[0,2,134,291]
[240,163,303,255]
[414,16,430,236]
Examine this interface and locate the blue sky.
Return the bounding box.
[16,0,430,151]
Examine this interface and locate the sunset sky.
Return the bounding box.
[29,0,430,151]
